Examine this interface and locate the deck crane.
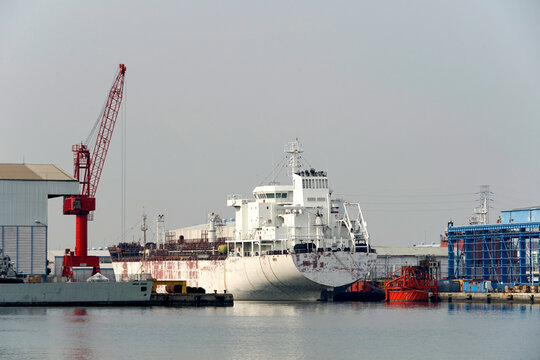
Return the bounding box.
[62,64,127,280]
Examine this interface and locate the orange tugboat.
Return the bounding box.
[385,266,438,302]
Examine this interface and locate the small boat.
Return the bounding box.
[385,266,438,302]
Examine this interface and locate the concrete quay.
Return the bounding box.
[439,292,538,304]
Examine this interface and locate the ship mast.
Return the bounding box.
[284,138,304,177]
[141,211,148,247]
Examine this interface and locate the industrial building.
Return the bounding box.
[447,206,540,285]
[370,246,448,280]
[0,164,79,276]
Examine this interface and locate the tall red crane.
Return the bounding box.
[62,64,127,279]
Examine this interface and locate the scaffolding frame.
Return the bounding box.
[447,222,539,285]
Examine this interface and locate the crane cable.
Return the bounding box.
[85,68,119,147]
[121,77,127,243]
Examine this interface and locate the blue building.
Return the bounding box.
[447,207,540,285]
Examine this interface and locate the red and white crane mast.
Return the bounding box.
[62,64,126,279]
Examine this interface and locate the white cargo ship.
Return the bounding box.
[112,139,376,300]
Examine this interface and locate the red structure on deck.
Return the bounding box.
[385,266,438,302]
[62,64,127,280]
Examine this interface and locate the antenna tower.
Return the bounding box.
[284,138,304,177]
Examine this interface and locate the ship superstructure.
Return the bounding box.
[227,139,372,264]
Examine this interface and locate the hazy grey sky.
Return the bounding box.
[1,1,539,249]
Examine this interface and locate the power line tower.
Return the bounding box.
[469,185,492,225]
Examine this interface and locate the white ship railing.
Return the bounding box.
[226,235,356,257]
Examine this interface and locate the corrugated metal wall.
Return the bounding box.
[370,254,448,280]
[501,208,540,223]
[1,225,47,275]
[0,180,48,226]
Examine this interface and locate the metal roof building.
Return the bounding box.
[0,164,79,276]
[371,245,448,280]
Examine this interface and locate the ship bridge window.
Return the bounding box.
[276,193,281,198]
[282,193,287,198]
[267,193,275,198]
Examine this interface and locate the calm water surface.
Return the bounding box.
[0,302,538,360]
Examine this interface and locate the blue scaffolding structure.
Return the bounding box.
[447,222,539,285]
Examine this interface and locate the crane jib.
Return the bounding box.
[62,64,126,281]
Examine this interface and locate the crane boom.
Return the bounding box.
[87,64,126,198]
[62,64,127,280]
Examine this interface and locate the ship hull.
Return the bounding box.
[0,281,152,306]
[113,252,376,301]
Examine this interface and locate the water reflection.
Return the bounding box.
[1,303,538,360]
[61,308,93,360]
[384,302,436,309]
[0,307,47,316]
[447,302,539,313]
[64,308,88,322]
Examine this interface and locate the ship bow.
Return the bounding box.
[292,252,376,287]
